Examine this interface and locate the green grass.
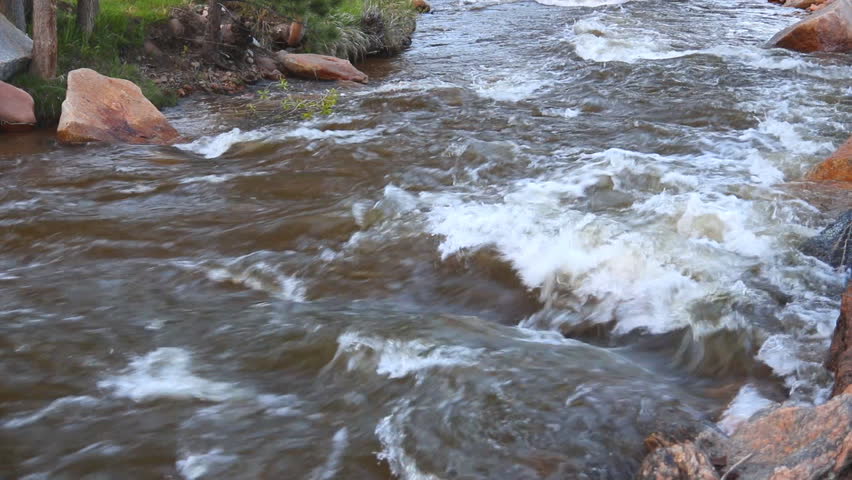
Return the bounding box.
[303,0,417,59]
[11,0,186,125]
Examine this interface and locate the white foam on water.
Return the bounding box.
[717,384,776,435]
[570,17,693,64]
[177,449,237,480]
[179,174,236,185]
[675,193,772,258]
[753,117,834,156]
[309,428,349,480]
[376,406,443,480]
[471,70,548,102]
[3,396,100,429]
[283,126,384,144]
[757,335,805,378]
[176,256,307,302]
[99,348,248,402]
[117,184,158,194]
[176,128,268,159]
[204,263,307,301]
[331,332,481,379]
[536,0,631,6]
[359,79,459,96]
[257,393,304,417]
[423,189,707,335]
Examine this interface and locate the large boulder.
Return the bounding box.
[808,135,852,183]
[0,12,32,81]
[275,52,368,83]
[640,394,852,479]
[715,394,852,479]
[57,68,180,145]
[828,285,852,398]
[800,210,852,271]
[0,80,35,131]
[767,0,852,52]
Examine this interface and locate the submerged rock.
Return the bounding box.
[57,68,180,145]
[275,52,368,83]
[808,135,852,184]
[767,0,852,52]
[800,210,852,271]
[0,12,33,81]
[828,285,852,398]
[0,80,36,131]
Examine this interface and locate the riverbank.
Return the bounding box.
[0,0,850,478]
[7,0,421,125]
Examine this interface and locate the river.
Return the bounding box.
[1,0,850,478]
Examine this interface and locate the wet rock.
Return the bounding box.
[828,285,852,398]
[275,52,368,83]
[767,0,852,53]
[810,0,836,11]
[0,80,36,131]
[413,0,432,13]
[0,12,33,81]
[57,68,180,145]
[718,394,852,479]
[800,210,852,271]
[808,135,852,184]
[783,0,824,8]
[637,441,720,480]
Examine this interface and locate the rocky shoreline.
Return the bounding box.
[638,3,851,476]
[0,0,429,131]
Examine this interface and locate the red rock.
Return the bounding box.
[783,0,824,8]
[276,52,368,83]
[57,68,180,145]
[287,21,304,47]
[720,394,852,479]
[0,80,36,131]
[808,135,852,184]
[768,0,852,53]
[637,441,720,480]
[413,0,432,13]
[828,285,852,398]
[811,0,836,11]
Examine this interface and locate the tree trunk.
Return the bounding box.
[30,0,56,79]
[0,0,26,32]
[203,0,221,61]
[76,0,98,36]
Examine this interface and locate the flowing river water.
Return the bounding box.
[2,0,851,478]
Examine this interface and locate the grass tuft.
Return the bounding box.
[304,0,416,59]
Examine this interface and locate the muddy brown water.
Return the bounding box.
[1,0,850,478]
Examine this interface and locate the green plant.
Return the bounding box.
[277,78,290,90]
[258,88,271,100]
